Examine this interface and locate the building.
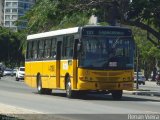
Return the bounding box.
[0,0,4,26]
[3,0,36,31]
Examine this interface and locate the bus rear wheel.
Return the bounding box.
[111,90,123,100]
[45,89,52,95]
[66,77,74,98]
[37,75,46,94]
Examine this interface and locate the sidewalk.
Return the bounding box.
[124,81,160,97]
[145,81,158,87]
[124,90,160,97]
[0,103,68,120]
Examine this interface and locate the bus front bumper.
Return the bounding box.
[77,81,133,91]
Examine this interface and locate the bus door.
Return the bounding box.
[56,41,62,88]
[72,39,79,89]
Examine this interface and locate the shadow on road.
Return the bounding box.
[33,91,160,102]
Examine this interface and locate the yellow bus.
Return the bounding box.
[25,26,135,99]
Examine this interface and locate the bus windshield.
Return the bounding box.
[79,36,134,70]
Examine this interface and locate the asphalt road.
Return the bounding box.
[0,76,160,120]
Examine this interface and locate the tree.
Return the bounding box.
[121,0,160,46]
[22,0,159,45]
[0,27,24,67]
[20,0,92,34]
[132,26,160,80]
[19,0,160,77]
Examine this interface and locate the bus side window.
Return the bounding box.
[52,51,56,58]
[26,41,31,59]
[51,38,57,59]
[62,35,74,58]
[44,39,51,58]
[69,49,73,56]
[38,40,44,59]
[28,41,33,59]
[32,41,38,59]
[30,41,34,59]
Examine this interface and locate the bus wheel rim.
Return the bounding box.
[38,81,41,91]
[66,81,71,96]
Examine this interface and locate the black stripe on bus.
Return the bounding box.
[25,75,73,78]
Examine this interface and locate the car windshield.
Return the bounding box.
[79,36,134,70]
[5,68,12,71]
[20,68,25,71]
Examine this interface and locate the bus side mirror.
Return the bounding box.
[75,39,81,53]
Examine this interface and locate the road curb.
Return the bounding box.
[123,90,160,97]
[0,103,41,114]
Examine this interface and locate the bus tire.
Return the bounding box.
[111,90,123,100]
[37,75,45,94]
[45,89,52,95]
[66,77,74,98]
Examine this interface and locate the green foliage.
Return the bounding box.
[132,26,160,78]
[128,0,160,30]
[23,0,91,33]
[0,27,24,67]
[16,0,160,76]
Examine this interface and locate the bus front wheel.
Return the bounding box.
[66,77,74,98]
[111,90,123,100]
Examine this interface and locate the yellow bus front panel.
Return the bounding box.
[77,68,134,91]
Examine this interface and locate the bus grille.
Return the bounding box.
[96,77,121,82]
[92,72,124,76]
[108,72,124,76]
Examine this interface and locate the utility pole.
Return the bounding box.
[136,45,139,89]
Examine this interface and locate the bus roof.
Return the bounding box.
[27,26,131,40]
[27,27,79,40]
[83,25,131,30]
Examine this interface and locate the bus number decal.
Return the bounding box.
[49,65,55,71]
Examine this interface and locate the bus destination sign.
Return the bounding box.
[82,27,132,36]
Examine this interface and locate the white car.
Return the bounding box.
[16,67,25,81]
[3,68,13,76]
[12,68,18,76]
[134,72,146,85]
